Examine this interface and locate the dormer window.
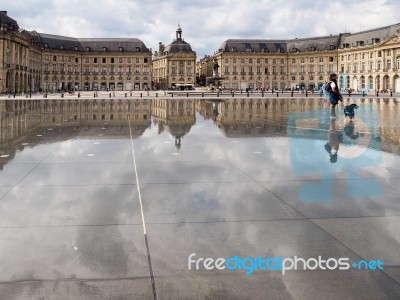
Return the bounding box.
[44,43,48,48]
[372,38,380,44]
[59,44,64,50]
[74,46,78,51]
[343,43,350,48]
[119,47,124,52]
[86,47,91,52]
[102,47,108,52]
[329,45,336,50]
[356,41,364,46]
[136,47,141,52]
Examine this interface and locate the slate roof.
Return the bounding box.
[26,32,150,52]
[164,39,193,53]
[340,23,400,48]
[219,39,287,53]
[0,11,19,31]
[217,23,400,53]
[287,35,340,52]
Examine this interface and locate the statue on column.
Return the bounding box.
[212,59,219,77]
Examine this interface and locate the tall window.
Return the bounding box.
[179,62,184,75]
[387,59,392,70]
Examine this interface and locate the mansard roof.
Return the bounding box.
[217,22,400,53]
[0,11,19,31]
[340,23,400,48]
[26,32,150,52]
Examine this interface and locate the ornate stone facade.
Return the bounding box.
[152,25,196,90]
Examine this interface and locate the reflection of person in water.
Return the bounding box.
[324,118,340,163]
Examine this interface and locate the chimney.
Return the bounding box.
[0,11,7,15]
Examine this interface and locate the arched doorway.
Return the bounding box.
[394,75,400,93]
[368,76,373,91]
[19,73,23,93]
[360,76,366,90]
[382,75,390,91]
[15,73,19,94]
[24,73,27,93]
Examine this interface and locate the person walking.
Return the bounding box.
[327,73,343,118]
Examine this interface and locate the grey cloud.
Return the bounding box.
[5,0,400,58]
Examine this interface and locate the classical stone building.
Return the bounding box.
[195,55,213,86]
[2,10,400,94]
[30,32,152,92]
[0,11,151,94]
[152,25,196,90]
[0,11,42,94]
[213,23,400,92]
[338,25,400,93]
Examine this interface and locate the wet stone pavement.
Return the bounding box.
[0,97,400,299]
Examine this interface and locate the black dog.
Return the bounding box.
[344,104,359,119]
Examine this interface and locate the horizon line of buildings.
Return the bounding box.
[1,10,400,93]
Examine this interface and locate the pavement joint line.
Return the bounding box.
[128,116,157,300]
[224,158,400,286]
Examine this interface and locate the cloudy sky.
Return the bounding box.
[4,0,400,57]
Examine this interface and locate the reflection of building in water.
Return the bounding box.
[0,99,152,168]
[203,97,400,155]
[152,99,195,149]
[207,98,327,137]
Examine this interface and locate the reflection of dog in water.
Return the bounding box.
[343,118,359,140]
[343,104,359,119]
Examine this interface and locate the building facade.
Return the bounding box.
[0,11,152,94]
[0,11,42,94]
[152,25,196,90]
[2,10,400,94]
[213,23,400,92]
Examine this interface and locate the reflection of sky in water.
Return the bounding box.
[1,99,400,292]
